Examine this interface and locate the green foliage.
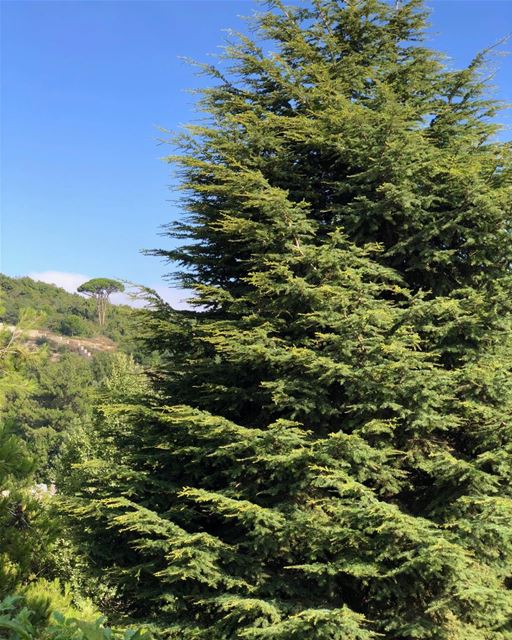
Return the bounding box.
[56,354,152,614]
[0,424,54,595]
[96,353,151,404]
[21,579,98,625]
[5,351,96,480]
[65,0,512,637]
[41,534,125,625]
[0,594,153,640]
[0,310,58,597]
[59,316,93,338]
[4,347,153,480]
[0,307,44,407]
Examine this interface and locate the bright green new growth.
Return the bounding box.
[77,278,125,327]
[68,1,512,638]
[0,593,153,640]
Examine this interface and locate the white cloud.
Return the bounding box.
[28,270,192,310]
[29,270,90,293]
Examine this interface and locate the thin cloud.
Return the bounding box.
[29,270,90,293]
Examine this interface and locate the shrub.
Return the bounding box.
[59,316,92,338]
[0,593,153,640]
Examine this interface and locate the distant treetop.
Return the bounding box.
[77,278,125,296]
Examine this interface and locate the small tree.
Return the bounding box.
[77,279,124,327]
[59,315,91,337]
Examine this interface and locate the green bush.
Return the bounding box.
[58,316,92,338]
[21,578,98,627]
[48,615,153,640]
[0,594,153,640]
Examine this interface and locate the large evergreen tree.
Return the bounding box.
[70,1,512,637]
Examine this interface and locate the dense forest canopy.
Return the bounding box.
[1,1,512,639]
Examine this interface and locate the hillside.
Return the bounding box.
[0,274,140,356]
[0,273,151,482]
[0,323,116,359]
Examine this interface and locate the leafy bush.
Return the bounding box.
[58,316,92,338]
[0,594,153,639]
[21,578,98,627]
[48,614,153,640]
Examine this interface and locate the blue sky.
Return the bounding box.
[1,0,511,301]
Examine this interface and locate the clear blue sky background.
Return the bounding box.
[1,0,511,295]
